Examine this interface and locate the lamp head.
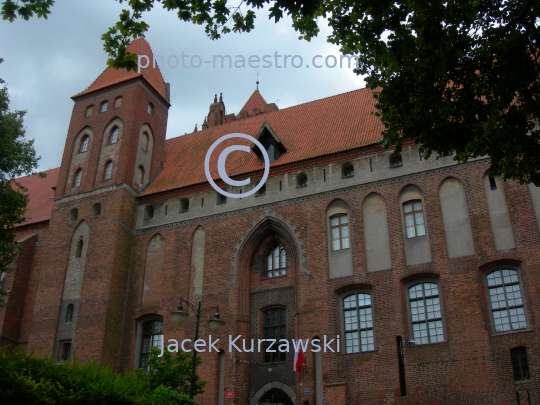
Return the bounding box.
[171,300,189,326]
[208,309,225,333]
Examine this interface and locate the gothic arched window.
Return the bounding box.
[80,135,89,153]
[109,126,119,145]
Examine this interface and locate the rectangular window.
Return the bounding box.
[510,347,530,381]
[100,101,108,113]
[330,214,350,250]
[487,269,527,332]
[408,282,444,344]
[403,200,426,238]
[263,308,286,362]
[58,340,72,361]
[139,320,163,371]
[343,293,375,353]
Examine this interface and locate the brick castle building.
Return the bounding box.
[1,38,539,404]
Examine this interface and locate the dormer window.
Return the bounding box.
[254,122,286,163]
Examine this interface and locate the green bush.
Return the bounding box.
[0,348,197,405]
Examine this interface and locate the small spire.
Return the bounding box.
[202,116,208,130]
[214,94,217,103]
[256,71,260,90]
[194,124,198,132]
[219,92,223,102]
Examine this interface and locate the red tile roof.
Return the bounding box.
[143,88,383,196]
[238,90,267,115]
[15,168,60,226]
[74,38,167,99]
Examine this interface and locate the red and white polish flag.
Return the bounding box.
[293,348,305,372]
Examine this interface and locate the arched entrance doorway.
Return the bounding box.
[249,381,296,405]
[258,388,294,405]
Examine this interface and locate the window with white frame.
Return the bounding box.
[408,282,444,344]
[266,244,286,278]
[403,200,426,238]
[487,268,527,333]
[343,292,374,353]
[330,214,350,250]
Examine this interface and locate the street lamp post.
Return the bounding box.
[171,298,225,399]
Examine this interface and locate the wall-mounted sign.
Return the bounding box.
[304,388,310,393]
[225,392,235,398]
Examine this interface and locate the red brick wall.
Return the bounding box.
[122,161,540,405]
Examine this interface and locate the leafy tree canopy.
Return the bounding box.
[2,0,540,183]
[0,58,42,307]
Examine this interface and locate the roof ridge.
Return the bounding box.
[165,87,373,143]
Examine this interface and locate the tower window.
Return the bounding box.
[137,165,145,185]
[74,169,82,188]
[104,161,113,180]
[142,132,149,152]
[114,96,123,109]
[100,101,108,113]
[266,244,286,278]
[59,341,72,361]
[66,304,74,323]
[80,135,89,153]
[109,127,119,145]
[85,105,94,117]
[69,208,78,222]
[91,203,101,217]
[147,103,154,115]
[75,239,83,258]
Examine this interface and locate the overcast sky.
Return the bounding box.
[0,0,364,171]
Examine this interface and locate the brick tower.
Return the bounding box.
[26,38,170,368]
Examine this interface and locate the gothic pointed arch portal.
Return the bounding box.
[232,216,302,404]
[250,382,296,405]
